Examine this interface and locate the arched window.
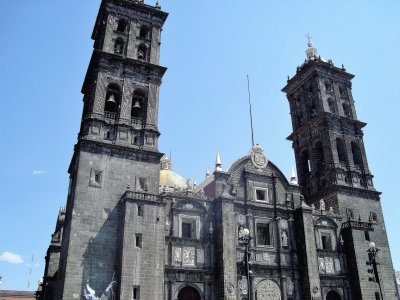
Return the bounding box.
[328,98,337,114]
[309,101,317,118]
[301,150,311,176]
[114,38,124,54]
[117,19,128,33]
[339,86,346,98]
[351,141,363,167]
[297,112,304,126]
[139,25,149,39]
[336,138,346,163]
[137,44,147,61]
[342,102,351,117]
[131,89,147,119]
[104,83,121,114]
[325,81,333,94]
[314,141,324,174]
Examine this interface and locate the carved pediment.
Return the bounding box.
[172,198,207,213]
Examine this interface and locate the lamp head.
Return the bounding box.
[241,228,250,237]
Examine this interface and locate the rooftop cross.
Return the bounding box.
[306,33,313,47]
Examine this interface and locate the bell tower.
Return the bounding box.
[282,40,397,299]
[80,0,167,150]
[58,0,168,299]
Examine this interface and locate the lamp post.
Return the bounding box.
[367,242,383,299]
[238,227,252,299]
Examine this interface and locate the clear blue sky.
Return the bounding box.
[0,0,399,291]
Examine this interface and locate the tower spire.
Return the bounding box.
[206,166,210,178]
[215,152,223,171]
[290,166,298,185]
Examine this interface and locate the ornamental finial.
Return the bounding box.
[305,34,318,61]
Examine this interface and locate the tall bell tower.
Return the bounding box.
[282,40,397,299]
[57,0,168,299]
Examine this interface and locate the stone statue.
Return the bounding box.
[320,199,325,211]
[281,230,288,247]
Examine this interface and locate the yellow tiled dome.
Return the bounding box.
[159,169,187,189]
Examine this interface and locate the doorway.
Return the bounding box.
[177,286,201,300]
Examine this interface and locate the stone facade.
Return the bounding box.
[36,1,398,300]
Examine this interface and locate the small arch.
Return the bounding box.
[117,19,128,33]
[300,150,311,175]
[326,290,342,300]
[104,83,121,114]
[176,285,202,300]
[328,98,337,114]
[139,25,150,39]
[137,44,147,61]
[131,89,147,119]
[336,138,346,163]
[342,102,351,118]
[351,141,363,167]
[339,86,346,98]
[309,101,317,118]
[114,38,124,54]
[297,112,304,126]
[325,81,333,93]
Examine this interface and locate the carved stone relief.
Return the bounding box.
[318,257,325,272]
[238,214,246,225]
[286,278,294,296]
[256,280,281,300]
[280,219,288,230]
[238,276,248,295]
[174,247,182,265]
[256,252,272,263]
[182,247,195,266]
[197,248,204,264]
[325,257,334,273]
[334,258,341,272]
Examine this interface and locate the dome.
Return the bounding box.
[160,169,188,189]
[159,154,188,190]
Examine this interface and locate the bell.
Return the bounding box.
[133,100,141,109]
[106,94,116,104]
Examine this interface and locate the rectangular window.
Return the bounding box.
[135,233,142,248]
[137,204,144,217]
[375,292,380,300]
[89,169,103,188]
[370,211,378,222]
[137,177,148,191]
[256,189,266,201]
[182,222,192,238]
[321,233,332,250]
[364,230,370,241]
[256,223,271,246]
[133,286,140,300]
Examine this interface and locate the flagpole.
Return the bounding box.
[247,75,255,147]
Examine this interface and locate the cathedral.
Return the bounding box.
[36,0,398,299]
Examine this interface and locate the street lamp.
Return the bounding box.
[238,227,252,299]
[367,241,383,299]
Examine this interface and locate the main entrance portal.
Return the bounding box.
[177,286,200,300]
